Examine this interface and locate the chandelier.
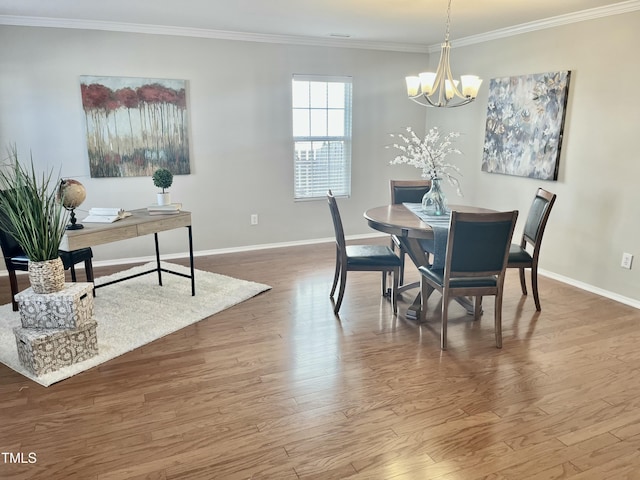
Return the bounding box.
[405,0,482,108]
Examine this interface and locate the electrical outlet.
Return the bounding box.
[621,252,633,269]
[250,214,258,226]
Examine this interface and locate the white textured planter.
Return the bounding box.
[157,193,171,206]
[28,257,65,294]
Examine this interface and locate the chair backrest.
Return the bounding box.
[445,210,518,279]
[0,209,25,261]
[327,190,346,254]
[522,188,556,253]
[390,180,431,205]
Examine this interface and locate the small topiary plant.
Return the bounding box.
[152,168,173,193]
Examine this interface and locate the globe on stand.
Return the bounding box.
[58,179,87,230]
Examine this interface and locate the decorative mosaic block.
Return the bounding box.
[13,320,98,376]
[15,283,94,329]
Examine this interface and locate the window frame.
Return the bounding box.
[292,74,353,201]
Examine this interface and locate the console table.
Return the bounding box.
[60,209,195,295]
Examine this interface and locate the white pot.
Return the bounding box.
[157,193,171,206]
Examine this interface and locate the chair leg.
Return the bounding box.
[334,262,348,315]
[419,278,428,322]
[390,238,406,286]
[494,293,503,348]
[474,296,482,320]
[531,266,541,311]
[391,267,399,314]
[381,271,388,297]
[399,250,406,286]
[70,264,77,282]
[419,279,435,323]
[519,267,527,295]
[84,259,94,282]
[9,270,19,312]
[330,249,340,298]
[85,259,95,296]
[441,292,449,350]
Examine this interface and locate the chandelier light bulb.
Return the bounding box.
[405,76,421,97]
[418,72,437,95]
[460,75,482,97]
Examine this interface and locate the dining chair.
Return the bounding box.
[507,188,556,311]
[0,223,94,311]
[419,210,518,350]
[389,179,432,285]
[327,190,401,315]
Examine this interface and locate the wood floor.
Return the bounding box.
[2,240,640,479]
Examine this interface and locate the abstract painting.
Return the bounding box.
[482,71,571,180]
[80,76,190,178]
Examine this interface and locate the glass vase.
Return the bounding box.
[422,178,448,216]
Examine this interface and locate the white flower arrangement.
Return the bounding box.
[388,127,463,196]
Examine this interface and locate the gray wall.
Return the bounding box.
[427,12,640,305]
[1,11,639,305]
[0,26,427,259]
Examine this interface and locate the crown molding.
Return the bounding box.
[0,15,428,53]
[429,0,640,52]
[2,0,639,54]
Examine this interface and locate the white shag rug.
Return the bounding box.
[0,262,271,387]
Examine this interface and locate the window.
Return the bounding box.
[292,75,352,200]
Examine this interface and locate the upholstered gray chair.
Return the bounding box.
[327,190,401,315]
[507,188,556,311]
[389,180,431,285]
[419,210,518,350]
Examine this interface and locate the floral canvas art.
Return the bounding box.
[482,71,571,180]
[80,76,190,178]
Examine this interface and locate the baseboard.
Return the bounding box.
[2,234,638,310]
[538,268,640,310]
[0,233,382,274]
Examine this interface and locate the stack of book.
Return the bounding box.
[147,203,182,215]
[83,208,132,223]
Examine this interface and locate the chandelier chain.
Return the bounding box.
[445,0,452,42]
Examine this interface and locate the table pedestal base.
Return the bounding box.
[405,292,479,321]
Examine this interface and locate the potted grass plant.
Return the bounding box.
[0,146,69,293]
[152,168,173,206]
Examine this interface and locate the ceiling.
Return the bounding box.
[1,0,638,50]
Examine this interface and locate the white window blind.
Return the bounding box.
[292,75,352,200]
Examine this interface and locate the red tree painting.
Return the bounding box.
[80,76,190,178]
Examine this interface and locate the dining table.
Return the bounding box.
[364,203,496,319]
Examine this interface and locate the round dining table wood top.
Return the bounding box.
[364,204,497,239]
